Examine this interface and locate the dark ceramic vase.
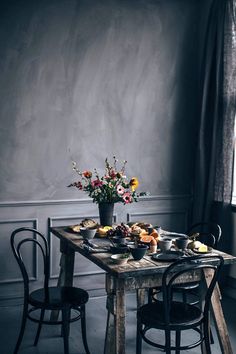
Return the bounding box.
[98,202,114,226]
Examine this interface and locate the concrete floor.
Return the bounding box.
[0,293,236,354]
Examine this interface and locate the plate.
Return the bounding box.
[151,250,184,262]
[68,225,81,233]
[192,247,212,254]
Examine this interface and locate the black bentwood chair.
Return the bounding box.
[148,222,222,305]
[171,222,222,305]
[10,227,90,354]
[137,255,224,354]
[186,222,222,248]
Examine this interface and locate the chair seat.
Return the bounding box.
[172,281,199,291]
[29,286,89,309]
[139,301,202,329]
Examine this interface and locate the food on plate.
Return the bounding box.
[98,226,113,237]
[150,238,157,245]
[188,240,202,250]
[130,222,153,234]
[150,237,157,253]
[140,235,154,243]
[139,230,149,238]
[197,244,208,253]
[81,218,98,229]
[71,224,81,233]
[70,218,98,234]
[130,225,142,235]
[188,239,209,253]
[135,222,153,231]
[150,229,159,239]
[107,223,130,238]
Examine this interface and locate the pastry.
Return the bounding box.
[80,218,98,229]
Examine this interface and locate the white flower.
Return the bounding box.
[117,185,125,195]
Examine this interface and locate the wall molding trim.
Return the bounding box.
[0,193,193,304]
[48,214,114,278]
[127,209,189,225]
[0,194,192,207]
[0,218,38,284]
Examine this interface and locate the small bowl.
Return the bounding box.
[112,236,127,245]
[158,237,173,252]
[80,227,97,239]
[111,253,130,265]
[129,245,148,260]
[175,236,189,251]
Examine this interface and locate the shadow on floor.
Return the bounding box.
[1,293,236,354]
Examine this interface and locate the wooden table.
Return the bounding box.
[50,226,236,354]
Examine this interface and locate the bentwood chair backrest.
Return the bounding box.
[161,254,224,324]
[186,222,222,248]
[10,227,50,301]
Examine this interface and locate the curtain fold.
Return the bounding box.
[192,0,236,223]
[214,0,236,202]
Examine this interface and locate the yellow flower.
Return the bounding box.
[130,177,139,191]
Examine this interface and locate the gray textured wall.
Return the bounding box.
[0,0,200,202]
[0,0,206,305]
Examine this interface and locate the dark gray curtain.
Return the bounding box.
[192,0,236,223]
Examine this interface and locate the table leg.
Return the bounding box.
[57,251,75,287]
[104,297,116,354]
[203,269,233,354]
[136,289,146,308]
[197,276,207,354]
[104,276,126,354]
[50,241,75,322]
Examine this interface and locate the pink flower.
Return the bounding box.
[109,170,117,179]
[92,179,103,188]
[117,185,125,195]
[77,181,83,190]
[123,192,132,204]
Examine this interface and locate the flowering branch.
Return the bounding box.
[68,157,147,204]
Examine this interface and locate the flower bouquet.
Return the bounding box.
[68,156,147,226]
[68,156,147,204]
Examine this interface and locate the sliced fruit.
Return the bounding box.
[198,244,208,252]
[98,227,112,236]
[150,238,157,245]
[140,235,154,243]
[188,240,202,250]
[150,230,159,239]
[103,226,113,231]
[139,229,149,236]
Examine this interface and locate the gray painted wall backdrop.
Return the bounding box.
[0,0,200,202]
[0,0,204,303]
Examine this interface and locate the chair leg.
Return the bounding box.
[13,302,28,354]
[136,316,142,354]
[165,329,171,354]
[34,308,45,346]
[182,290,187,304]
[210,327,214,344]
[62,307,70,354]
[204,320,211,354]
[148,288,153,304]
[80,305,90,354]
[175,330,181,354]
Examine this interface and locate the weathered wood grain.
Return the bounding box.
[204,269,233,354]
[51,226,236,354]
